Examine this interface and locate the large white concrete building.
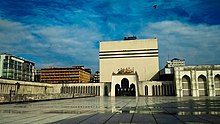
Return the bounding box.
[100,37,160,96]
[100,38,159,83]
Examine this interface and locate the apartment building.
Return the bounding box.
[0,53,35,81]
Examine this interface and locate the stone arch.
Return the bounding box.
[170,84,174,96]
[121,78,129,96]
[152,85,155,96]
[91,86,93,94]
[75,86,77,93]
[83,86,86,94]
[198,75,206,82]
[88,86,91,94]
[182,75,191,96]
[145,85,148,96]
[214,74,220,96]
[163,84,167,96]
[64,86,67,93]
[66,87,68,93]
[155,85,158,96]
[69,87,71,93]
[60,86,64,93]
[92,86,95,94]
[76,86,79,93]
[97,86,100,96]
[121,78,129,89]
[73,86,75,94]
[158,85,161,96]
[70,86,73,93]
[161,84,165,96]
[95,86,98,96]
[66,87,69,93]
[80,86,83,94]
[130,83,136,96]
[115,84,121,96]
[15,82,20,91]
[198,75,208,96]
[104,86,108,96]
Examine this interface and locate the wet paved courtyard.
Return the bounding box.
[0,96,220,124]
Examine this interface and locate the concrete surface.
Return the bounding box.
[0,96,220,124]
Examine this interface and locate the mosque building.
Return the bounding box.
[100,36,220,97]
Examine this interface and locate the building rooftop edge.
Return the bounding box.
[100,38,157,43]
[0,53,35,64]
[174,64,220,70]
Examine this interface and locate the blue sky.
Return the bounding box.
[0,0,220,73]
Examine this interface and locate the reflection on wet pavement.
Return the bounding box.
[0,97,220,124]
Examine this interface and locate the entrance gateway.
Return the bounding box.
[111,67,138,96]
[115,78,136,96]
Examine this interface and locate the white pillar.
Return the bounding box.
[207,70,215,96]
[174,68,182,97]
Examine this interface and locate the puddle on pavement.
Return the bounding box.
[45,110,92,114]
[111,106,220,115]
[1,110,29,114]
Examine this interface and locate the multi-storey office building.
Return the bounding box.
[0,53,35,81]
[40,66,91,84]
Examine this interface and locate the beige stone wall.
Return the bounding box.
[0,79,105,96]
[100,39,159,82]
[0,79,56,94]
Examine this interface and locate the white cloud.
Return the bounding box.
[140,20,220,67]
[0,19,36,55]
[0,19,102,71]
[33,24,102,71]
[0,19,34,43]
[1,18,220,72]
[34,25,101,59]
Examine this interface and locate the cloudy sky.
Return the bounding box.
[0,0,220,72]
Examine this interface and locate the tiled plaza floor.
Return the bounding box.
[0,96,220,124]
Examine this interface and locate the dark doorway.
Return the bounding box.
[104,86,108,96]
[152,85,155,96]
[130,84,136,96]
[115,84,121,96]
[121,78,130,96]
[145,85,148,96]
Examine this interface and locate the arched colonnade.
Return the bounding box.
[181,74,220,96]
[145,84,175,96]
[60,85,100,96]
